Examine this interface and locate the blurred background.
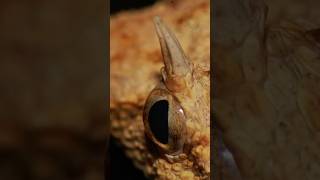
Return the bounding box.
[0,0,107,179]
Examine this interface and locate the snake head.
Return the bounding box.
[142,16,210,179]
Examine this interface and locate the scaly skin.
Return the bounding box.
[110,0,210,179]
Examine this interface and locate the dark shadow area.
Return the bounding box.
[0,0,107,179]
[111,0,157,15]
[109,138,147,180]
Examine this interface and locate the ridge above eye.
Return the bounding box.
[148,100,169,144]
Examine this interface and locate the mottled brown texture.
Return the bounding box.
[110,0,210,179]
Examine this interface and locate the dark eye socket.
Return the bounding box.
[148,100,169,144]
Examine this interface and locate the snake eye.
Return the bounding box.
[143,87,186,154]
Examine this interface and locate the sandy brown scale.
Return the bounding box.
[110,0,210,179]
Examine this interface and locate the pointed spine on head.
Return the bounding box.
[153,16,192,92]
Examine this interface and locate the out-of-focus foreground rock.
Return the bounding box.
[0,1,107,180]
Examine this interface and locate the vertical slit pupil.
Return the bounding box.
[148,100,169,144]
